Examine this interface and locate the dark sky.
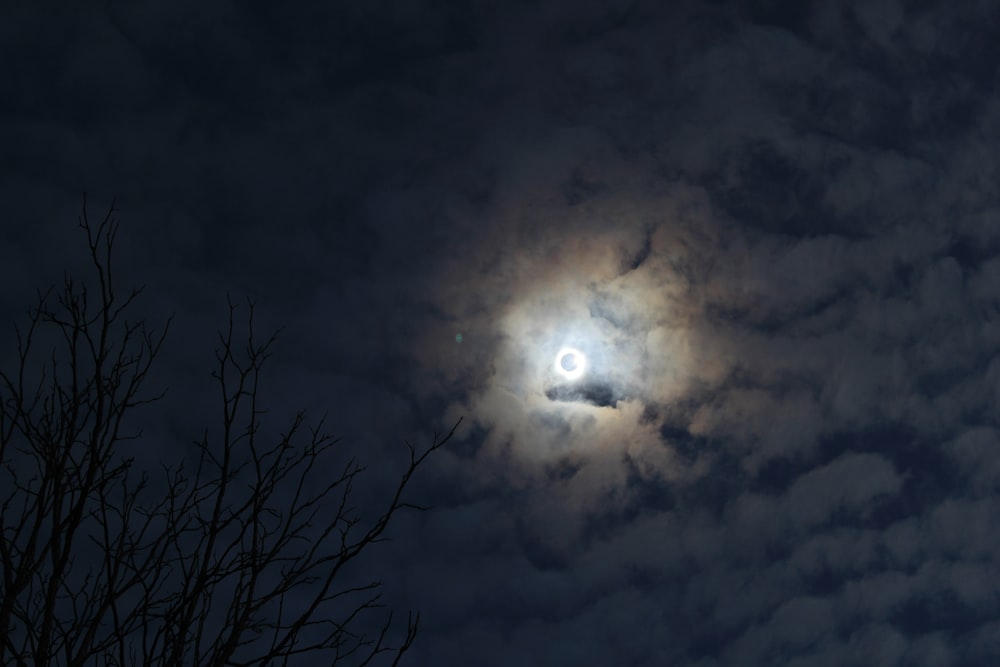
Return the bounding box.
[5,1,1000,664]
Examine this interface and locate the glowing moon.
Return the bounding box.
[555,347,586,380]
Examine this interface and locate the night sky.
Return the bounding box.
[5,1,1000,664]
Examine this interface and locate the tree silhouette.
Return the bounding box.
[0,200,457,666]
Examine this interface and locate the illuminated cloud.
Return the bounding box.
[6,1,1000,664]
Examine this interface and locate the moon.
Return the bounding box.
[555,347,586,381]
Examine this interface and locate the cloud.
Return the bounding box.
[6,0,1000,664]
[377,3,1000,663]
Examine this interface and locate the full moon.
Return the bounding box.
[555,347,586,380]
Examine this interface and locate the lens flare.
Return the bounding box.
[555,347,586,381]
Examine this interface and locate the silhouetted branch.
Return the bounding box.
[0,200,456,666]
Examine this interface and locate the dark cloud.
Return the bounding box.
[545,380,619,408]
[5,0,1000,664]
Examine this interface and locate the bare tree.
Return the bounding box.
[0,200,457,666]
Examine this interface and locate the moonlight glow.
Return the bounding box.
[555,347,586,381]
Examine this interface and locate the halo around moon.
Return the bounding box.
[555,347,586,381]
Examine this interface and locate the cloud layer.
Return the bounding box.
[4,1,1000,664]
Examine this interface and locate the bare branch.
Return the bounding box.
[1,198,456,666]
